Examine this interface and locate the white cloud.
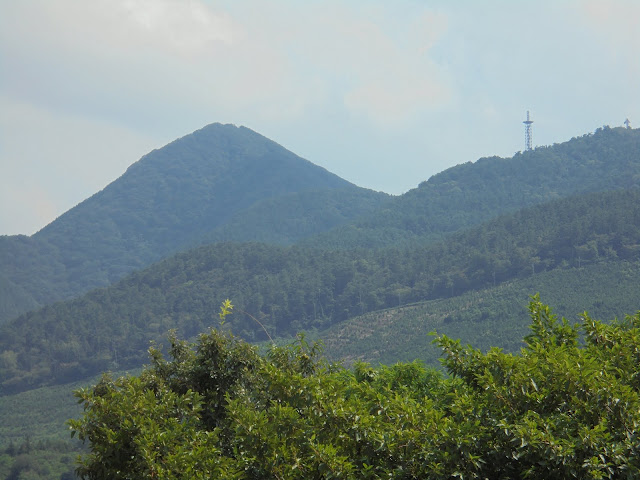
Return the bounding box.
[578,0,640,83]
[272,4,452,127]
[0,95,160,234]
[580,0,640,45]
[0,1,453,131]
[339,12,451,126]
[118,0,237,56]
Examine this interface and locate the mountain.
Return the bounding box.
[0,123,388,324]
[4,125,640,472]
[302,126,640,248]
[4,125,640,325]
[3,187,640,394]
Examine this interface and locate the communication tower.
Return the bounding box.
[523,111,533,151]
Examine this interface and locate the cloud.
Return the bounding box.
[271,4,451,127]
[0,1,453,131]
[0,94,160,234]
[7,0,637,233]
[120,0,236,54]
[578,0,640,82]
[580,0,640,45]
[5,0,237,58]
[339,11,451,127]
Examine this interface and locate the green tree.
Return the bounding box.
[70,297,640,479]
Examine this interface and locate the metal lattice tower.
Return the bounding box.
[523,111,533,151]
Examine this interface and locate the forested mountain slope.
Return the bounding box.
[0,123,386,324]
[0,235,67,322]
[34,123,357,253]
[198,187,390,246]
[3,125,640,325]
[3,188,640,394]
[319,260,640,367]
[303,126,640,248]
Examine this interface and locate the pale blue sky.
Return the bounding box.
[1,0,639,235]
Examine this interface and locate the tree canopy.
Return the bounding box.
[70,298,640,479]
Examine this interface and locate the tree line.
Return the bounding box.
[2,188,640,394]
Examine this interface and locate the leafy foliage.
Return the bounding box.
[70,298,640,479]
[5,259,640,478]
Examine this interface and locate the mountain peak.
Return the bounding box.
[1,123,358,319]
[40,122,352,242]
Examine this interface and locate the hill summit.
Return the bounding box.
[0,123,384,323]
[36,123,355,254]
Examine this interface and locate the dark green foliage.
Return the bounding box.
[4,188,640,393]
[4,260,639,479]
[0,123,385,324]
[4,125,640,325]
[304,126,640,249]
[319,259,640,367]
[0,235,67,321]
[70,298,640,478]
[0,370,141,480]
[199,187,391,246]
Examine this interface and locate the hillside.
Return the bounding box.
[3,125,640,476]
[0,123,386,324]
[302,126,640,248]
[3,259,638,467]
[3,125,640,326]
[198,187,391,246]
[3,188,640,394]
[318,260,640,367]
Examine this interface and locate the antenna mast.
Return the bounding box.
[523,111,534,151]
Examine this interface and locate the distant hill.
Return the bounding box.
[302,126,640,248]
[0,123,387,323]
[4,125,640,325]
[4,188,640,394]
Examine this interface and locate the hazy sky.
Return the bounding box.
[1,1,639,235]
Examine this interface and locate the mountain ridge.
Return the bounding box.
[4,124,640,477]
[302,126,640,248]
[4,125,640,325]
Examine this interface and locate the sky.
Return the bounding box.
[1,1,639,235]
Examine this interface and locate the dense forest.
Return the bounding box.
[0,123,387,324]
[302,126,640,248]
[3,188,640,394]
[3,126,640,325]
